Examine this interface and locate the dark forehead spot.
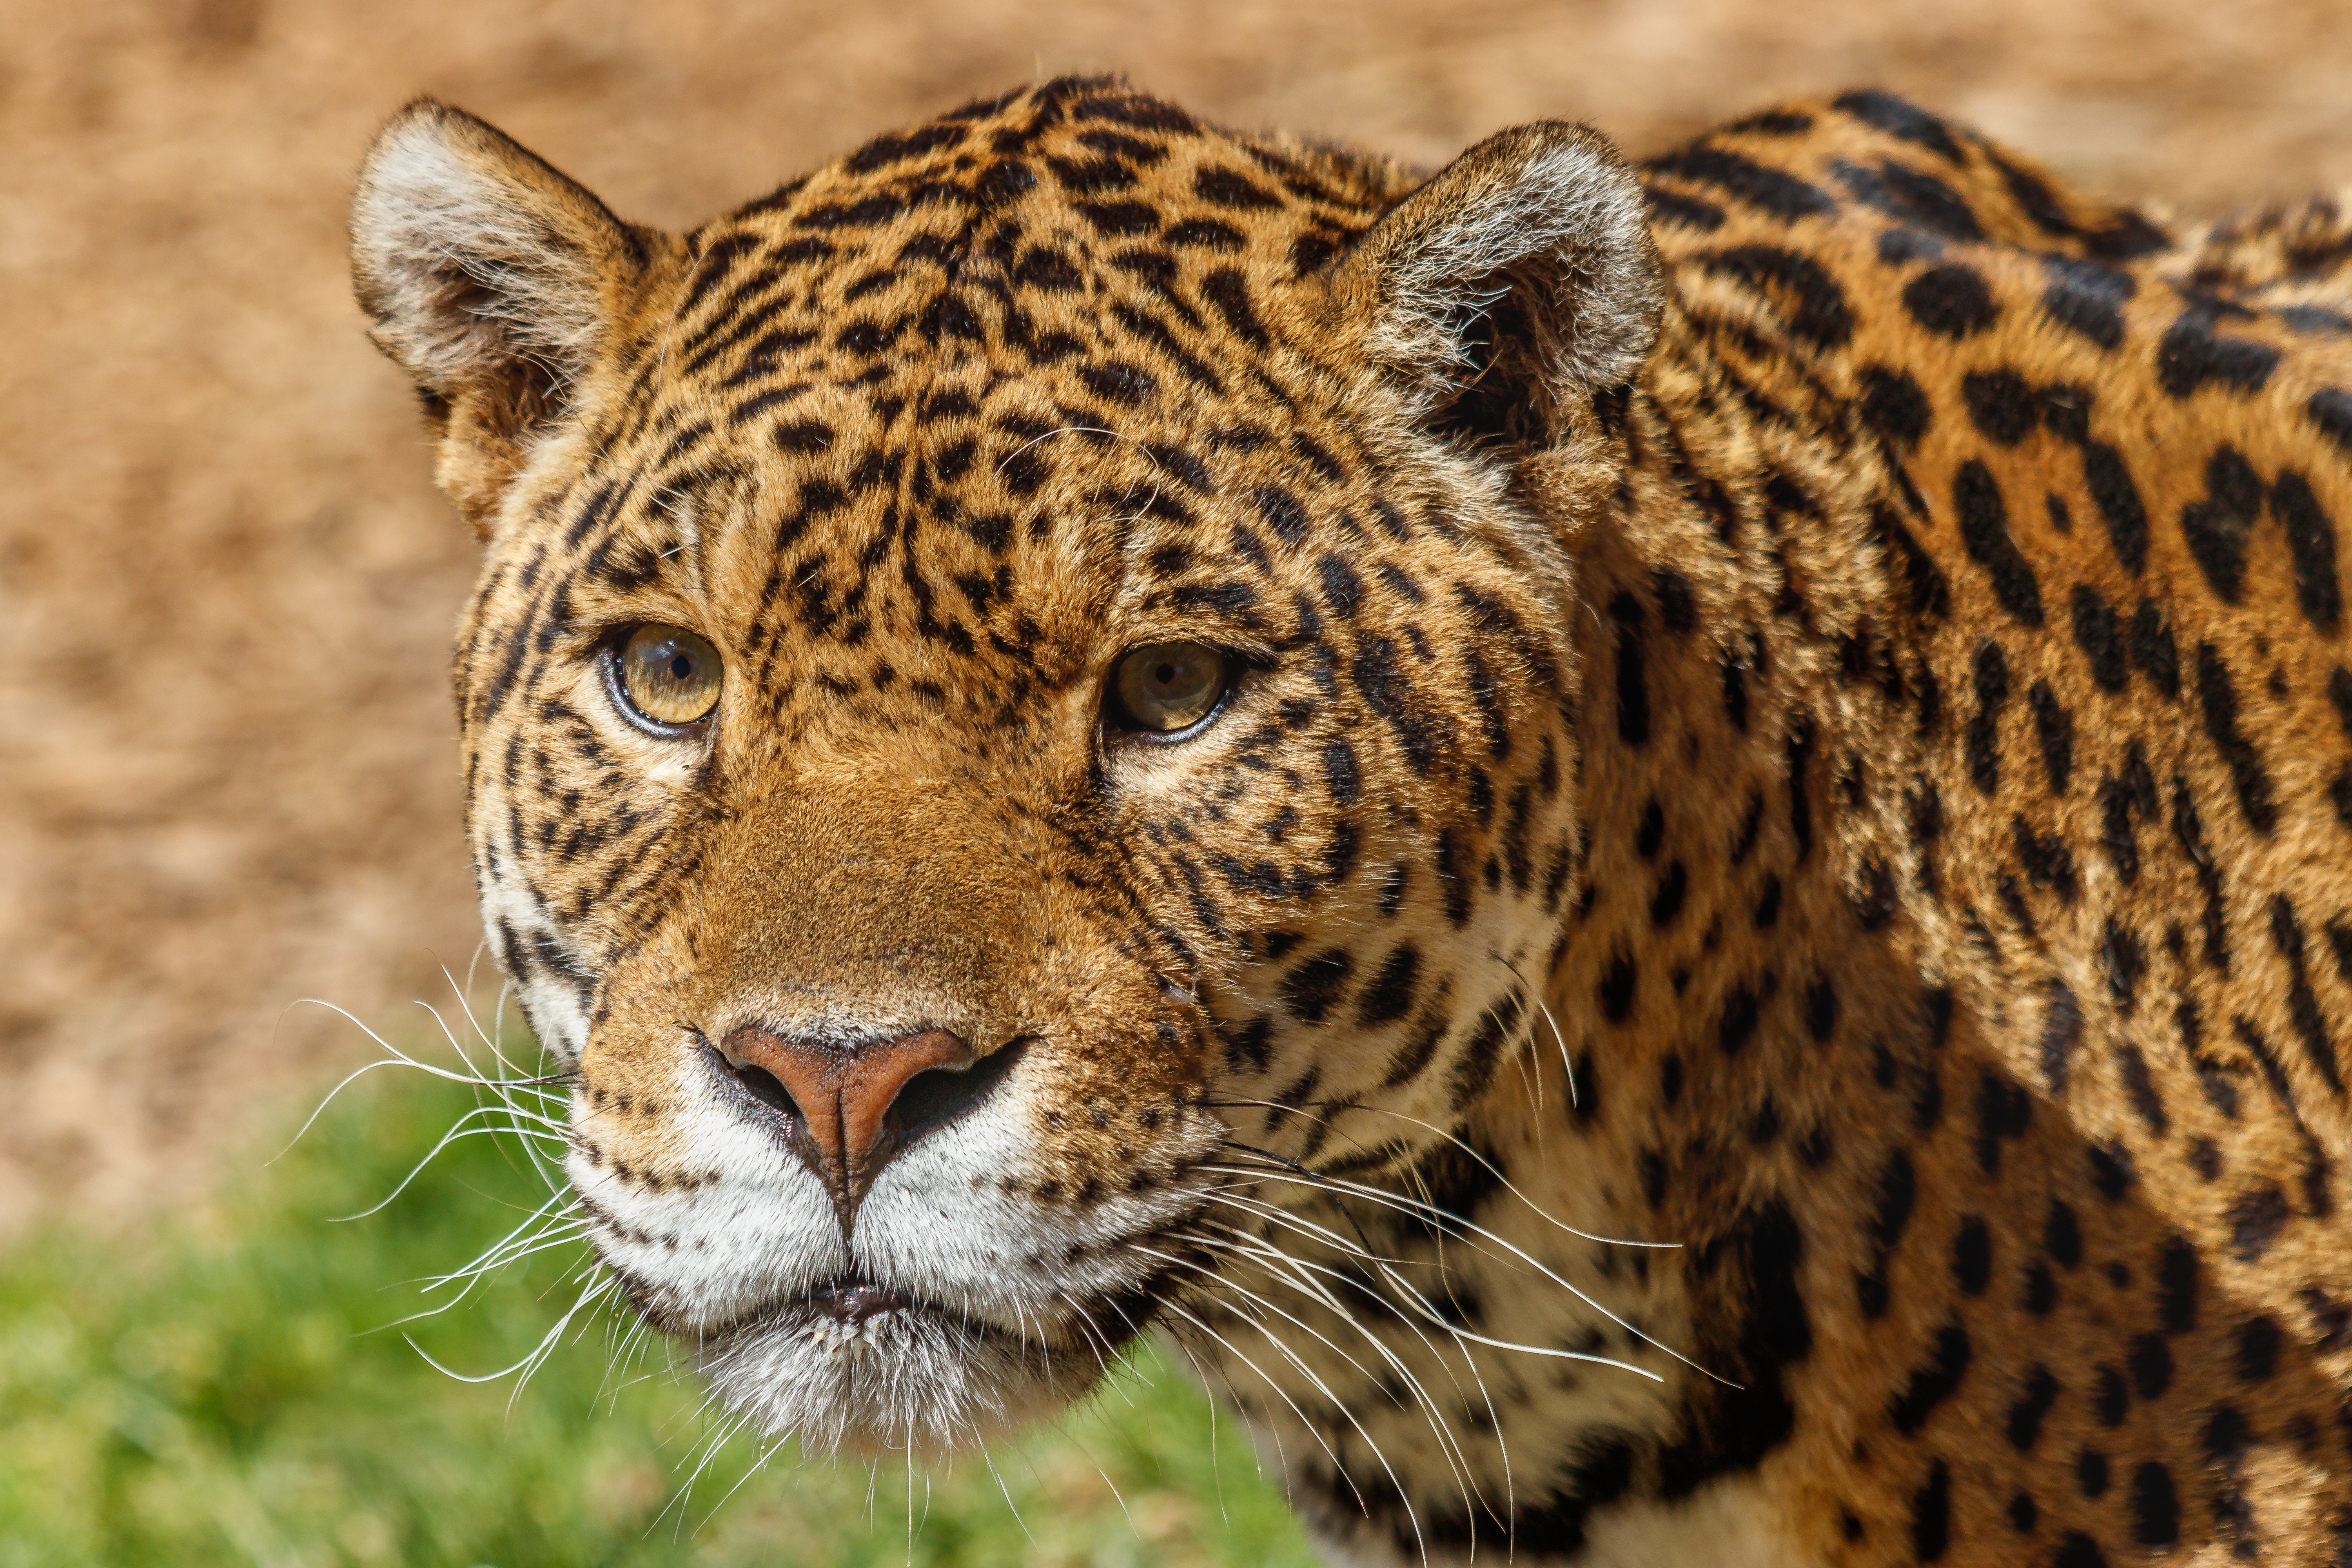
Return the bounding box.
[1833,158,1982,243]
[1904,264,2000,337]
[2158,302,2282,398]
[1163,217,1244,251]
[1834,90,1965,162]
[1953,461,2045,625]
[1962,370,2039,445]
[1696,246,1853,348]
[1858,366,1932,449]
[1076,361,1159,406]
[1076,200,1160,236]
[1194,165,1283,209]
[1071,93,1197,132]
[1649,145,1835,221]
[845,122,968,174]
[2042,256,2134,350]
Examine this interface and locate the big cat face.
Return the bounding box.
[352,77,1656,1455]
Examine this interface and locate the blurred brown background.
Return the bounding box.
[5,0,2350,1229]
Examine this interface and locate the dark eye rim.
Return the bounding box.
[600,623,722,738]
[1102,641,1241,745]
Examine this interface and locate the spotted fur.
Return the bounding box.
[351,79,2352,1565]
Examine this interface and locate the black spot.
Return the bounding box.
[1804,977,1837,1043]
[1222,1016,1273,1073]
[2081,442,2150,573]
[1953,1216,1991,1295]
[2053,1532,2107,1568]
[1910,1458,1951,1562]
[1316,554,1365,618]
[1695,246,1853,347]
[1718,984,1761,1055]
[1853,857,1898,930]
[1644,185,1728,231]
[1904,265,1999,337]
[2027,681,2074,793]
[2306,387,2352,455]
[2041,255,2135,349]
[1074,200,1161,236]
[1650,861,1688,927]
[1201,269,1269,347]
[1835,91,1965,161]
[1352,635,1443,775]
[2158,303,2281,398]
[1635,797,1666,858]
[1321,739,1361,806]
[1954,461,2045,624]
[1858,1152,1916,1318]
[2228,1184,2289,1261]
[2007,1365,2060,1449]
[2089,1141,2134,1198]
[2009,1493,2039,1533]
[2180,446,2264,602]
[2022,1263,2056,1314]
[2038,979,2084,1094]
[2071,585,2127,692]
[2235,1315,2281,1382]
[1655,568,1699,632]
[1279,949,1352,1024]
[1612,592,1650,744]
[2115,1038,2166,1133]
[1256,485,1311,546]
[1966,639,2004,799]
[2129,1463,2179,1549]
[2270,470,2345,631]
[1859,365,1933,449]
[1598,954,1637,1022]
[1650,146,1836,220]
[1840,157,1982,241]
[2129,600,2180,697]
[1356,945,1420,1027]
[2077,1448,2110,1499]
[2094,1367,2129,1426]
[1963,369,2039,443]
[1193,165,1280,209]
[1888,1323,1971,1434]
[2045,1199,2083,1267]
[2013,814,2078,903]
[2196,642,2278,835]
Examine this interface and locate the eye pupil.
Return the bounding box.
[1112,641,1229,738]
[615,624,723,729]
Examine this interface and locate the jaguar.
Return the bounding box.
[349,76,2352,1565]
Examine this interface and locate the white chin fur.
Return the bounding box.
[695,1299,1112,1457]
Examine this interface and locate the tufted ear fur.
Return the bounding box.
[1332,121,1664,447]
[350,100,653,531]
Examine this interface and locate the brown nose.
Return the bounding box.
[715,1024,991,1231]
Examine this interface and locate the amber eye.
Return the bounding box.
[1109,641,1230,737]
[612,624,722,729]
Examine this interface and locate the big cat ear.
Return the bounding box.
[1329,121,1664,445]
[349,100,656,531]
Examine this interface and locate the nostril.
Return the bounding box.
[704,1043,804,1126]
[885,1037,1028,1149]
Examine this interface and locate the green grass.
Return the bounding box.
[0,1064,1318,1567]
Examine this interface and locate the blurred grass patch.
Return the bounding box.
[0,1069,1317,1566]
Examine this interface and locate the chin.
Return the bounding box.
[687,1274,1165,1458]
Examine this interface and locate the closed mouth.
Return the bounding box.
[804,1273,912,1325]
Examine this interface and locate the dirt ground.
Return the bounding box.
[7,0,2352,1230]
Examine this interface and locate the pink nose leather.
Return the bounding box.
[722,1024,971,1217]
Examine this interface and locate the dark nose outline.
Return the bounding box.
[709,1024,1020,1235]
